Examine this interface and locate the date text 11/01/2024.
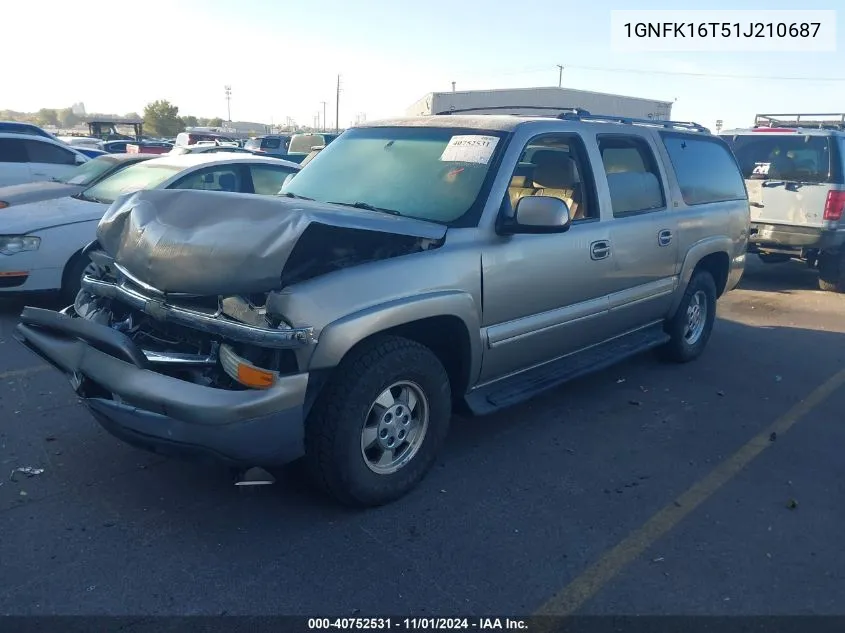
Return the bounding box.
[307,618,529,630]
[623,22,821,38]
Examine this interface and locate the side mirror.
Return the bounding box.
[74,154,87,164]
[499,196,572,235]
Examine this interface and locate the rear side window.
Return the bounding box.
[0,138,27,162]
[661,134,747,206]
[261,137,281,149]
[720,133,833,183]
[597,135,666,217]
[25,140,77,165]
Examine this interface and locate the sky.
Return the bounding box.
[3,0,844,131]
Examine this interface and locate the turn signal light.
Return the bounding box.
[219,344,277,389]
[0,201,8,209]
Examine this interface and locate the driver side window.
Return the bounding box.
[506,134,597,222]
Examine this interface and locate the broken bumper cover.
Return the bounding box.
[15,307,309,466]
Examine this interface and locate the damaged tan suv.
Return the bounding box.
[16,111,750,506]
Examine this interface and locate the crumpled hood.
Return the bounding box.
[0,195,106,234]
[96,188,447,295]
[0,181,84,209]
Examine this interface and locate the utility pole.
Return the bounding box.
[224,85,232,122]
[320,101,327,131]
[335,74,342,133]
[451,81,456,92]
[556,65,563,88]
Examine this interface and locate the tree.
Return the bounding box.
[181,115,199,128]
[58,108,80,128]
[36,108,59,127]
[124,112,141,121]
[208,117,224,127]
[143,100,185,137]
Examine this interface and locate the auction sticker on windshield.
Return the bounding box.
[440,135,499,164]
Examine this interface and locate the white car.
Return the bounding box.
[0,133,89,187]
[0,153,301,300]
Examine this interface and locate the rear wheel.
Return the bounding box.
[818,250,845,292]
[304,335,452,507]
[659,271,717,363]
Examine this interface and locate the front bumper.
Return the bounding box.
[15,307,310,466]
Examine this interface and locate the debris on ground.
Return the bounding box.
[786,498,798,510]
[10,466,44,482]
[628,399,642,406]
[775,375,782,382]
[770,432,777,442]
[717,390,725,397]
[234,467,275,486]
[616,378,626,384]
[651,557,664,563]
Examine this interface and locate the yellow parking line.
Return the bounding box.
[0,365,49,380]
[533,366,845,620]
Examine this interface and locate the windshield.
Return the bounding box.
[280,126,505,225]
[56,156,118,186]
[80,162,182,204]
[720,133,832,183]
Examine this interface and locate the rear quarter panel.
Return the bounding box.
[649,130,749,302]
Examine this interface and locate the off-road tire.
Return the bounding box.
[304,335,451,507]
[658,271,718,363]
[817,250,845,293]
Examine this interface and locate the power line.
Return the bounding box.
[454,63,845,83]
[563,64,845,82]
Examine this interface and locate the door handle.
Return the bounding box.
[658,229,672,246]
[590,240,611,260]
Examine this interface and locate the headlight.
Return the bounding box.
[0,236,41,255]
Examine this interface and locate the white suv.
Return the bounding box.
[0,133,89,187]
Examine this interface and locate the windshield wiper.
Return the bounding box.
[328,201,401,216]
[280,192,314,200]
[72,192,108,204]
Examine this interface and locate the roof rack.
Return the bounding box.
[434,105,591,116]
[434,105,709,133]
[755,113,845,130]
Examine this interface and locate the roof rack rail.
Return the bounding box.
[755,113,845,130]
[434,105,591,116]
[433,106,708,133]
[559,112,709,133]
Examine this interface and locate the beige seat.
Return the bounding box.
[529,150,584,220]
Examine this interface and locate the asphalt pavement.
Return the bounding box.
[1,257,844,618]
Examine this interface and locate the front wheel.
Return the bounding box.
[659,271,717,363]
[60,253,96,304]
[304,335,452,507]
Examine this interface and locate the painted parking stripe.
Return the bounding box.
[532,366,845,621]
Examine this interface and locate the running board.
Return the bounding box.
[465,323,670,415]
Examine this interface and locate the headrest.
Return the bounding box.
[218,173,237,191]
[532,150,577,189]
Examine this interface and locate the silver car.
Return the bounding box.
[16,112,749,506]
[721,113,845,291]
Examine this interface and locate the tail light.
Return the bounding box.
[823,191,845,222]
